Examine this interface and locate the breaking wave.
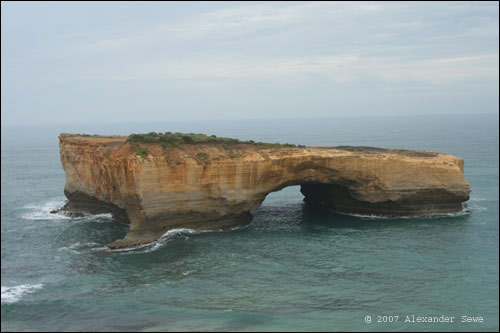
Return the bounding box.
[92,228,200,254]
[58,242,100,253]
[21,199,113,222]
[22,199,70,220]
[90,225,249,254]
[1,284,43,304]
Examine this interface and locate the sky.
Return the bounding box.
[1,1,499,125]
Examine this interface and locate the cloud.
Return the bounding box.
[360,54,499,84]
[74,52,498,86]
[65,2,318,54]
[2,1,498,125]
[11,1,499,87]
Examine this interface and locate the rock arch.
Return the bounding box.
[57,135,471,249]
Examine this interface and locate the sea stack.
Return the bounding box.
[56,133,471,248]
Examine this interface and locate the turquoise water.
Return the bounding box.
[1,114,498,332]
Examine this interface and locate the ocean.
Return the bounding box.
[1,114,498,332]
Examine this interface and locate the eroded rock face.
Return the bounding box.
[57,134,471,248]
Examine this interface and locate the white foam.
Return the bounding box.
[58,242,100,253]
[22,199,113,222]
[105,226,249,254]
[1,284,43,304]
[22,199,70,220]
[58,246,79,254]
[161,228,198,238]
[468,196,489,202]
[103,228,199,254]
[141,228,199,253]
[340,228,361,233]
[91,246,111,252]
[107,242,154,253]
[331,202,485,220]
[76,213,113,222]
[462,202,487,214]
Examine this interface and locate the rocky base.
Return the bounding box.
[50,191,130,223]
[300,184,465,216]
[107,212,252,249]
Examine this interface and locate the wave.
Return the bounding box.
[22,199,70,220]
[92,228,200,254]
[136,228,199,253]
[1,284,43,304]
[21,199,113,222]
[92,226,248,254]
[469,197,488,201]
[331,202,486,220]
[58,242,100,253]
[136,227,250,253]
[468,196,498,203]
[77,213,113,222]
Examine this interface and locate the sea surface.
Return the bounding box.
[1,114,498,332]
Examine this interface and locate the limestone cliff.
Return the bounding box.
[57,133,471,248]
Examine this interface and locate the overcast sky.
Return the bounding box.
[1,1,499,125]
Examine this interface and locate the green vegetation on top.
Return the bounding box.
[68,133,124,138]
[127,132,304,148]
[340,147,366,152]
[196,152,208,160]
[134,145,148,158]
[103,149,112,158]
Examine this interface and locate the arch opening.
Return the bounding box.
[252,181,359,216]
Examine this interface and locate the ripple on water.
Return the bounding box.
[332,202,485,220]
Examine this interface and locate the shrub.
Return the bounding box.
[196,152,208,160]
[126,132,301,148]
[103,149,112,158]
[134,145,148,158]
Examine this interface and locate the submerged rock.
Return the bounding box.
[57,133,471,248]
[50,208,85,218]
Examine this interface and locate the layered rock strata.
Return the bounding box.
[57,134,471,248]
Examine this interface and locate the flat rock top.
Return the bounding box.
[60,133,127,143]
[59,133,453,163]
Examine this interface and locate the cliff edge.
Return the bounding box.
[57,133,471,248]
